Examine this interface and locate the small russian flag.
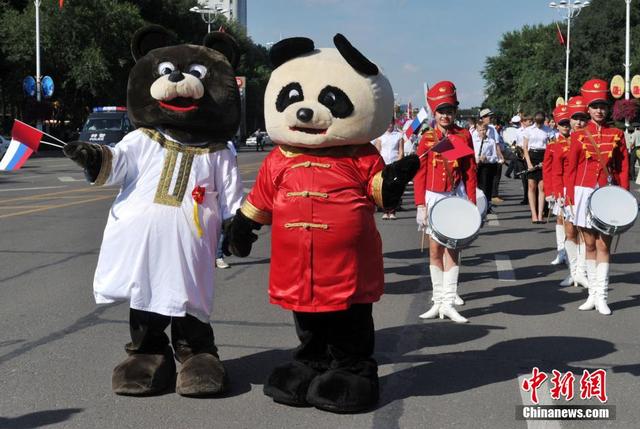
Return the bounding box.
[404,107,429,139]
[0,120,42,171]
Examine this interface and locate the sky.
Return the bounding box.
[247,0,561,109]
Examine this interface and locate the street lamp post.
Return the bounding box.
[625,0,632,102]
[34,0,42,130]
[549,0,591,102]
[189,4,229,33]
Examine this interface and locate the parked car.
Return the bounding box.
[0,135,10,158]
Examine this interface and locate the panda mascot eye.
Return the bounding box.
[318,86,354,118]
[188,64,208,79]
[157,62,176,75]
[276,82,304,112]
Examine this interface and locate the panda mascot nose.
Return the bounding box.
[168,69,185,83]
[296,108,314,123]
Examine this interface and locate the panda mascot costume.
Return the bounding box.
[225,34,419,413]
[63,25,244,397]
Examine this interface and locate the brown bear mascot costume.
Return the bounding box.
[224,34,419,413]
[64,25,244,397]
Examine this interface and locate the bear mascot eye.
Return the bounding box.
[157,61,176,75]
[318,86,354,118]
[276,82,304,112]
[188,64,208,79]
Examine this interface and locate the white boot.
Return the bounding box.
[574,242,589,288]
[560,240,578,286]
[447,266,464,305]
[579,260,597,311]
[550,226,567,265]
[419,265,442,319]
[439,268,468,323]
[594,263,611,315]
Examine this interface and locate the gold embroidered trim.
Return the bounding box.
[284,222,328,230]
[154,148,194,207]
[93,145,113,186]
[139,128,227,154]
[279,144,360,158]
[240,200,272,225]
[372,170,384,208]
[290,161,332,169]
[286,191,329,198]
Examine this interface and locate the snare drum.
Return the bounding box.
[429,196,482,249]
[476,188,487,220]
[587,186,638,235]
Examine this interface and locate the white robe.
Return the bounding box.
[92,128,244,322]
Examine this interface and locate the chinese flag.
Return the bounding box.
[59,0,64,8]
[556,23,565,46]
[432,135,474,161]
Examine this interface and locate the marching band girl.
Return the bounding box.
[414,81,477,323]
[566,79,630,315]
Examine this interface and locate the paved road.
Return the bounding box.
[1,149,638,429]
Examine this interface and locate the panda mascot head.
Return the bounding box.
[265,34,393,148]
[127,25,241,144]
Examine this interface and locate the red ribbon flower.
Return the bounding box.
[192,186,206,204]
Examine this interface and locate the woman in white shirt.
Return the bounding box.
[523,111,554,223]
[374,121,404,219]
[473,123,504,212]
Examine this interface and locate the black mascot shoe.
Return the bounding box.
[306,367,379,413]
[112,346,176,396]
[176,353,227,397]
[263,361,321,407]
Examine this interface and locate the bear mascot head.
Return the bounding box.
[127,25,241,143]
[264,34,393,148]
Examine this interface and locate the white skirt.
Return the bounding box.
[572,186,595,228]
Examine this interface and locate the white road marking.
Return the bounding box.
[487,213,500,226]
[58,176,82,182]
[517,374,562,429]
[494,254,516,281]
[0,186,66,193]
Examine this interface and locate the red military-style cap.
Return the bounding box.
[580,79,609,106]
[427,81,458,112]
[553,104,571,124]
[567,96,588,119]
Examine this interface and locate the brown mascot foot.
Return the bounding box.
[176,353,227,397]
[112,347,176,396]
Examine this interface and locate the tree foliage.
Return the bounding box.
[483,0,640,120]
[0,0,271,136]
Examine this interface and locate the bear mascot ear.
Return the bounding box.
[131,25,175,62]
[333,33,379,76]
[269,37,315,69]
[203,32,240,69]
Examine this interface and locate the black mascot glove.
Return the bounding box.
[381,154,420,209]
[222,208,262,257]
[63,141,103,182]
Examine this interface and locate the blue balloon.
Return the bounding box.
[42,76,54,98]
[23,76,36,97]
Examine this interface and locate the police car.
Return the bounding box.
[79,106,135,146]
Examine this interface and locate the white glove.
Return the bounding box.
[416,206,428,230]
[545,195,555,203]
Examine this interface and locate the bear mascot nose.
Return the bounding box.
[168,69,185,83]
[296,108,314,123]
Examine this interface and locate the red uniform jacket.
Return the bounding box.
[566,121,629,204]
[542,134,572,198]
[413,126,477,205]
[241,144,386,312]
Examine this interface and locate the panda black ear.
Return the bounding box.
[333,33,378,76]
[203,32,240,69]
[131,25,175,62]
[269,37,315,69]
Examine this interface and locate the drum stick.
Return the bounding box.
[613,234,621,254]
[420,230,425,252]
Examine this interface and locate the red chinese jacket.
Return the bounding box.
[413,125,477,205]
[566,121,629,203]
[241,144,386,312]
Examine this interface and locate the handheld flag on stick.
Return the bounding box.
[404,107,429,139]
[556,22,565,46]
[419,134,474,162]
[0,120,43,171]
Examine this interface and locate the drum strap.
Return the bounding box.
[583,129,613,184]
